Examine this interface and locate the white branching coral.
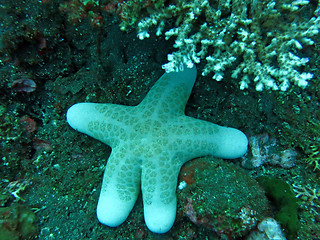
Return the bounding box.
[136,0,319,91]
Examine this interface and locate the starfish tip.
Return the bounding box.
[143,199,177,233]
[66,103,86,131]
[96,195,132,227]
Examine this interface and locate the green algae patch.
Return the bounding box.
[257,176,299,240]
[178,157,271,239]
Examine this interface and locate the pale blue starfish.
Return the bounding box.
[66,65,248,233]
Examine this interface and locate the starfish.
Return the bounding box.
[66,65,248,233]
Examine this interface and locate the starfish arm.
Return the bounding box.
[67,103,134,147]
[138,65,197,117]
[206,124,248,159]
[97,147,141,227]
[141,157,181,233]
[167,116,248,161]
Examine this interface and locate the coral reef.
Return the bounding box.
[247,217,286,240]
[305,142,320,172]
[293,184,320,215]
[135,0,319,91]
[0,0,320,239]
[0,181,39,240]
[257,176,299,240]
[241,133,297,169]
[292,182,320,239]
[0,204,39,240]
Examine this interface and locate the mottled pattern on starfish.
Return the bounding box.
[66,65,248,233]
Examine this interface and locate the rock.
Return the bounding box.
[178,156,271,239]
